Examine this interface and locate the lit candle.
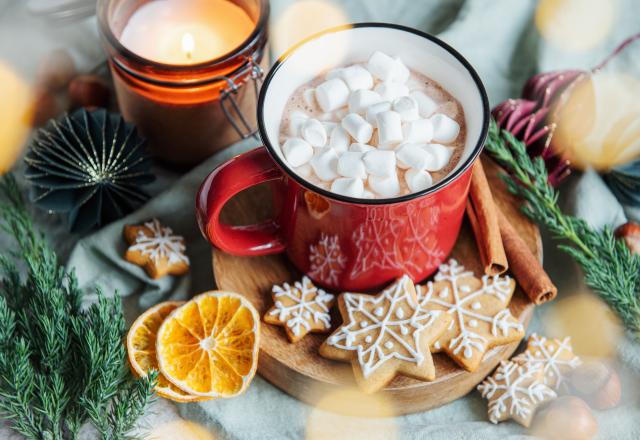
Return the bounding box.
[119,0,256,65]
[0,63,33,174]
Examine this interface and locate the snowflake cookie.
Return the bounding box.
[512,333,581,391]
[319,275,452,394]
[478,360,556,427]
[123,219,189,279]
[416,259,524,372]
[264,276,335,343]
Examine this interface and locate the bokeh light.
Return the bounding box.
[535,0,617,52]
[0,62,33,174]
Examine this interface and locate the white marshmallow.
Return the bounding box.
[310,147,339,181]
[322,121,338,133]
[316,78,350,112]
[393,96,419,121]
[329,126,350,152]
[365,101,391,124]
[430,113,460,143]
[403,119,434,143]
[295,163,313,178]
[331,177,364,198]
[288,111,309,137]
[337,152,367,179]
[375,82,410,102]
[319,113,336,121]
[341,65,374,91]
[303,88,317,108]
[405,169,433,192]
[349,143,375,153]
[396,143,431,170]
[368,174,401,198]
[362,189,375,199]
[325,68,344,80]
[282,138,313,167]
[422,143,455,172]
[367,51,410,83]
[348,90,383,114]
[410,91,438,118]
[335,107,349,120]
[376,111,403,147]
[341,113,373,144]
[301,119,327,147]
[363,150,396,177]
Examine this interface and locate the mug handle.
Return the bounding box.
[196,147,286,256]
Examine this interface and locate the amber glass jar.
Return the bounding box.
[98,0,269,167]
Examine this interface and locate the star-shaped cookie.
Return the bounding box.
[264,276,335,343]
[123,219,190,279]
[416,259,525,372]
[513,333,581,391]
[478,360,556,427]
[319,275,451,394]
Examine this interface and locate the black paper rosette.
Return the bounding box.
[605,160,640,209]
[25,108,155,232]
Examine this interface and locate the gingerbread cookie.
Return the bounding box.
[264,276,335,343]
[124,219,189,279]
[513,333,581,391]
[416,259,524,372]
[478,360,556,427]
[320,275,451,394]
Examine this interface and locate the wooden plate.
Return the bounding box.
[212,158,540,416]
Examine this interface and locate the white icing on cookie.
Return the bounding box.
[129,219,189,265]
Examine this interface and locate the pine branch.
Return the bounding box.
[485,119,640,337]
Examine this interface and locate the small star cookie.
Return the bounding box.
[416,259,525,372]
[264,276,335,343]
[319,275,452,394]
[478,360,556,427]
[124,219,189,279]
[513,333,581,391]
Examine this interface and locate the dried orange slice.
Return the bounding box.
[156,291,260,398]
[127,301,209,403]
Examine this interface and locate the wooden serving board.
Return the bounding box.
[212,157,541,416]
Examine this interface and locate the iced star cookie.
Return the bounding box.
[124,219,189,279]
[319,275,451,394]
[416,259,524,372]
[478,360,556,427]
[513,333,581,391]
[264,276,335,343]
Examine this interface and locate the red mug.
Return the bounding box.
[197,24,489,292]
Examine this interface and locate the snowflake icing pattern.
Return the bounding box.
[308,233,346,285]
[399,203,444,273]
[128,219,189,265]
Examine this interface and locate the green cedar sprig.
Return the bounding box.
[485,119,640,337]
[0,174,157,440]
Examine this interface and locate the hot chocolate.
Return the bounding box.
[277,51,467,199]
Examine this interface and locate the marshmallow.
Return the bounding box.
[331,177,364,198]
[375,82,410,102]
[410,91,438,118]
[322,121,338,133]
[422,143,455,172]
[325,68,344,80]
[288,111,309,137]
[348,90,383,114]
[396,143,431,170]
[295,163,313,178]
[393,96,419,121]
[337,151,367,179]
[316,78,350,112]
[405,169,433,192]
[301,119,327,147]
[368,174,401,198]
[341,65,374,91]
[363,150,396,177]
[335,107,349,120]
[403,119,434,143]
[303,88,316,108]
[367,51,410,83]
[362,189,375,199]
[349,143,375,153]
[310,147,339,181]
[376,111,403,147]
[430,113,460,143]
[365,101,391,124]
[341,113,373,144]
[282,138,314,167]
[329,126,350,152]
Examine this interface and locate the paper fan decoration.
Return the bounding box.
[25,108,155,232]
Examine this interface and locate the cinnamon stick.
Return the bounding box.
[467,161,508,275]
[497,208,557,304]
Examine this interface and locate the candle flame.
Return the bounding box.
[182,33,195,59]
